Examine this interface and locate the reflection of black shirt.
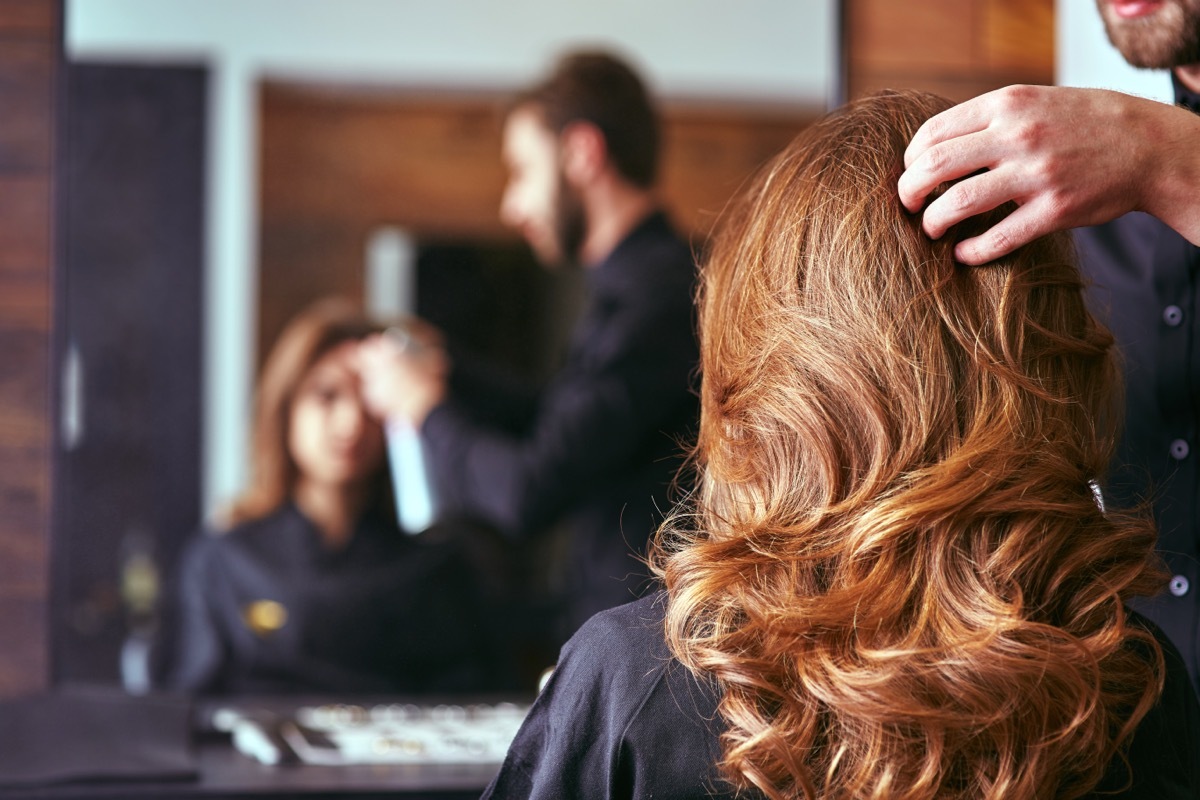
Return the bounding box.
[1076,76,1200,692]
[484,593,1200,799]
[164,503,488,695]
[422,212,699,634]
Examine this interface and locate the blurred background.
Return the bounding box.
[0,0,1168,695]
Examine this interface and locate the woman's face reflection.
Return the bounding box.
[288,341,386,491]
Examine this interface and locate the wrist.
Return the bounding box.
[1141,101,1200,245]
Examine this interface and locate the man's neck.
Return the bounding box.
[1176,64,1200,95]
[578,181,659,267]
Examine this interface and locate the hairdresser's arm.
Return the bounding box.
[357,332,449,427]
[898,84,1200,265]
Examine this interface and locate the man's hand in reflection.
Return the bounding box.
[356,322,449,428]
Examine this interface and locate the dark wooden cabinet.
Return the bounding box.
[53,63,206,686]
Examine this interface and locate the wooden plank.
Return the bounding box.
[0,596,48,697]
[662,108,816,237]
[0,328,50,437]
[260,88,513,238]
[843,0,1055,103]
[0,0,55,699]
[0,270,50,330]
[848,68,1042,105]
[847,0,977,72]
[0,176,51,271]
[984,0,1055,77]
[0,0,56,35]
[0,41,54,169]
[0,471,48,590]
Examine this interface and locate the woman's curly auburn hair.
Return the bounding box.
[651,90,1166,800]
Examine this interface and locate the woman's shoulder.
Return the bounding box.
[180,504,301,563]
[1092,609,1200,797]
[484,591,732,799]
[565,591,672,665]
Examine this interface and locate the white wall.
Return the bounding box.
[1056,0,1174,100]
[65,0,840,515]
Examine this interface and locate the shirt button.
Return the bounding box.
[1169,575,1190,597]
[1163,305,1184,326]
[1170,439,1190,460]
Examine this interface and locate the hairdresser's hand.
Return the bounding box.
[356,329,449,428]
[898,84,1200,265]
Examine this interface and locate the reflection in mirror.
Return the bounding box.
[55,0,841,695]
[160,299,509,696]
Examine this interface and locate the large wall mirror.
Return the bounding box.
[54,0,842,693]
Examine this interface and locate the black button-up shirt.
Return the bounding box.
[422,212,699,637]
[1075,74,1200,692]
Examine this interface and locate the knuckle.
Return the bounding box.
[997,84,1035,110]
[1042,190,1074,226]
[987,227,1014,257]
[922,143,949,175]
[922,204,948,238]
[946,182,977,214]
[1012,118,1044,149]
[922,114,947,145]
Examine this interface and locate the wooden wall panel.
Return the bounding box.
[983,0,1055,74]
[0,42,54,170]
[848,1,977,73]
[258,83,817,366]
[0,0,57,698]
[0,0,54,34]
[0,176,51,275]
[845,0,1055,103]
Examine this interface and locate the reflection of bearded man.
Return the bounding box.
[1097,0,1200,68]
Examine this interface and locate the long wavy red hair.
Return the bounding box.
[653,90,1165,799]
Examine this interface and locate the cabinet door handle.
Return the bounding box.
[61,340,84,451]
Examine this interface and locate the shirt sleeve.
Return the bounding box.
[421,261,697,538]
[444,346,541,433]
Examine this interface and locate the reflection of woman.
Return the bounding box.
[484,92,1200,798]
[164,299,488,695]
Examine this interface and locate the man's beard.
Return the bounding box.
[1098,0,1200,68]
[551,171,587,268]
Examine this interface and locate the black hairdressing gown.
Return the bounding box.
[163,503,491,695]
[484,592,1200,799]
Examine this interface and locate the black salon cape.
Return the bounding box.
[163,503,489,695]
[484,592,1200,799]
[421,212,699,636]
[1075,76,1200,694]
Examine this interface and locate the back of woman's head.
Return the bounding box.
[654,90,1165,800]
[227,298,392,526]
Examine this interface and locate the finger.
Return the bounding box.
[951,200,1054,265]
[900,128,1000,217]
[903,91,1004,168]
[900,93,1011,213]
[918,165,1020,240]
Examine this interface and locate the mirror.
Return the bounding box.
[54,0,842,694]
